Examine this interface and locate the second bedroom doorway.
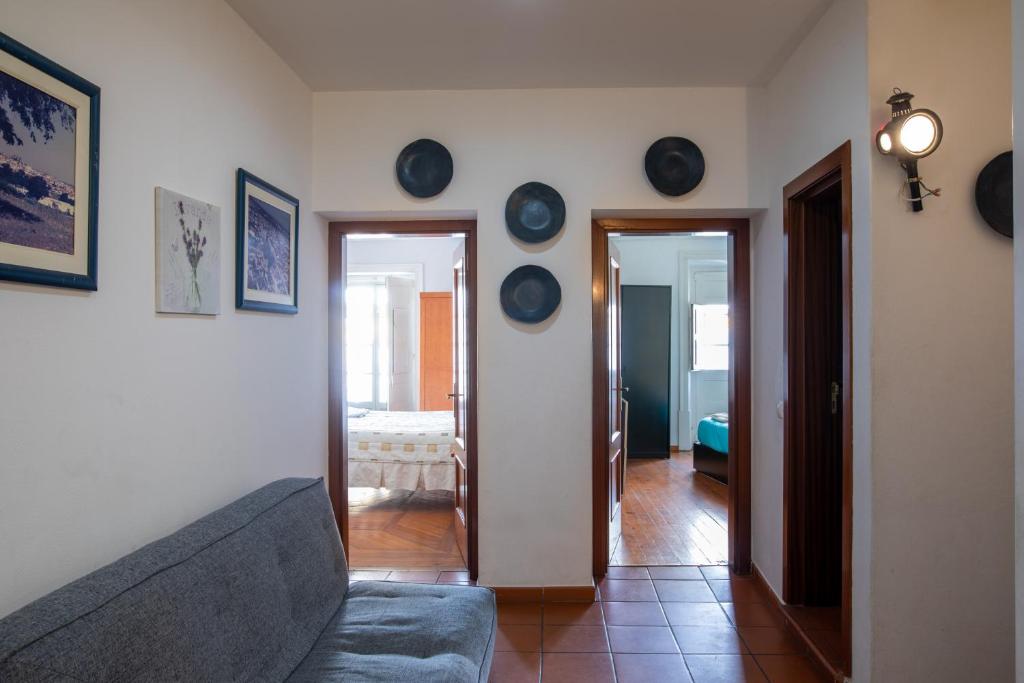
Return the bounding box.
[328,220,478,582]
[593,218,752,579]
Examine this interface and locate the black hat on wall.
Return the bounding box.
[505,182,566,244]
[975,151,1012,238]
[644,136,705,197]
[395,139,453,198]
[500,265,561,323]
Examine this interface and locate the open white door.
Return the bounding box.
[386,275,417,411]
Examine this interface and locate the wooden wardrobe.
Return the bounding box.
[621,285,671,458]
[419,292,454,410]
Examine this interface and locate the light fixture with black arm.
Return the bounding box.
[875,88,943,212]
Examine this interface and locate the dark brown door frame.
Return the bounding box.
[328,219,479,579]
[592,218,752,578]
[782,141,853,675]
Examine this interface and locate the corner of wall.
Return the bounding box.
[747,0,873,678]
[0,0,323,618]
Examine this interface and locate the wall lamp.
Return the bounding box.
[875,88,943,212]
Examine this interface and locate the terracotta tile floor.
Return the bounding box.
[489,567,829,683]
[349,568,827,681]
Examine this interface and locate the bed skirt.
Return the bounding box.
[349,459,456,491]
[693,442,728,485]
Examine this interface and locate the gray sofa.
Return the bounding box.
[0,478,496,682]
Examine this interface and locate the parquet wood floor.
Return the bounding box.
[348,487,466,570]
[611,450,729,567]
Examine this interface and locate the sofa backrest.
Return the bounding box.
[0,478,348,682]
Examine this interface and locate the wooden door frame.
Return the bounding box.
[782,141,853,675]
[592,218,752,578]
[328,219,479,579]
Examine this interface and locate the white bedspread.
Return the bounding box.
[347,410,456,491]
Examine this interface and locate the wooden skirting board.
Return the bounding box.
[491,585,596,604]
[750,563,844,683]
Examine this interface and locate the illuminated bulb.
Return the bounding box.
[900,113,937,154]
[878,132,893,153]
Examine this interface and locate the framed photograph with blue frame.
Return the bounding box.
[0,31,100,290]
[235,168,299,313]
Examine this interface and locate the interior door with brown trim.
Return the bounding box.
[607,254,625,558]
[782,141,853,677]
[451,247,469,566]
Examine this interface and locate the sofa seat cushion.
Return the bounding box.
[287,581,496,683]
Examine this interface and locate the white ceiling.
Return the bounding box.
[227,0,833,91]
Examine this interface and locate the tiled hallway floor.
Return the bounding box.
[489,566,829,683]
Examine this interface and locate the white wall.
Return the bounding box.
[746,0,873,675]
[314,87,751,587]
[0,0,325,617]
[867,0,1014,679]
[611,234,727,448]
[347,236,461,292]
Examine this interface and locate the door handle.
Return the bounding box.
[447,392,463,399]
[613,386,630,393]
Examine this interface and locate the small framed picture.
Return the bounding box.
[155,188,220,315]
[235,169,298,314]
[0,32,100,290]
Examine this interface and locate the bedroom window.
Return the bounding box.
[345,276,390,410]
[692,303,730,371]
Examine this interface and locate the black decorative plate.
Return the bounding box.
[500,265,561,323]
[395,139,453,198]
[505,182,566,244]
[975,151,1012,238]
[644,137,705,197]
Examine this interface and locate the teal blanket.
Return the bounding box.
[696,416,729,453]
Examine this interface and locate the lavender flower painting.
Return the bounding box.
[155,188,220,315]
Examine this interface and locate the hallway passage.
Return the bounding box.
[611,451,728,567]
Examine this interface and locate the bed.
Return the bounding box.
[347,410,456,491]
[693,413,729,484]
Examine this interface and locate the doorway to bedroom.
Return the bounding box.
[592,218,751,578]
[607,231,730,567]
[328,221,477,581]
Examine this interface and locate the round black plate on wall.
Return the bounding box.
[644,136,705,197]
[505,182,566,244]
[975,151,1012,238]
[500,265,561,323]
[395,139,453,198]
